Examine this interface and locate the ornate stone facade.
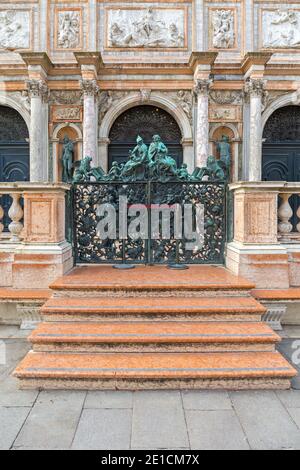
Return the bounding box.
[211,9,235,49]
[56,9,81,50]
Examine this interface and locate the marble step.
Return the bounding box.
[14,351,297,391]
[41,296,265,322]
[50,265,255,296]
[30,321,280,353]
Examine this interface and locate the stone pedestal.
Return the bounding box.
[81,79,99,164]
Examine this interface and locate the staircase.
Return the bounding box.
[14,265,297,390]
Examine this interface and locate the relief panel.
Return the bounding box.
[0,9,32,50]
[209,8,236,50]
[54,7,83,51]
[261,8,300,49]
[51,105,83,123]
[105,6,188,50]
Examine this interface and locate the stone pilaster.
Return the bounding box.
[80,78,99,165]
[26,79,49,182]
[245,78,266,182]
[194,79,212,168]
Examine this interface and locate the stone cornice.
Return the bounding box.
[74,52,103,73]
[242,52,273,74]
[20,52,53,75]
[189,52,218,70]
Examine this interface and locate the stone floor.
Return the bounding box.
[1,324,300,450]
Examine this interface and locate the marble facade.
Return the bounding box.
[0,1,299,293]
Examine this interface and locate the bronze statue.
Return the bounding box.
[73,135,227,184]
[192,155,225,181]
[217,135,231,175]
[61,135,74,183]
[121,135,148,181]
[73,156,106,183]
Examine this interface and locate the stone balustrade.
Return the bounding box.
[0,183,70,245]
[229,182,300,245]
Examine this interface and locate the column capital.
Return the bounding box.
[194,78,213,97]
[80,79,100,97]
[244,78,267,98]
[26,79,49,102]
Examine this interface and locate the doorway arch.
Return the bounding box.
[108,105,183,170]
[0,105,29,182]
[262,105,300,182]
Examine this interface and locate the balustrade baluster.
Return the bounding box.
[278,193,293,240]
[0,194,3,236]
[8,193,23,242]
[297,195,300,234]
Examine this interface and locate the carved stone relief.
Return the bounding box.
[52,106,82,122]
[98,90,193,125]
[56,10,81,49]
[8,91,31,113]
[209,90,244,106]
[107,8,186,48]
[0,10,30,50]
[209,106,239,122]
[262,9,300,49]
[211,9,235,49]
[50,90,82,106]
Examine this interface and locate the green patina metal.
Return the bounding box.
[73,135,228,183]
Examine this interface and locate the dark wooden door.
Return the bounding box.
[108,105,183,169]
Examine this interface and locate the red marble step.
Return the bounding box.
[41,296,265,322]
[30,321,280,353]
[14,351,297,390]
[50,265,255,292]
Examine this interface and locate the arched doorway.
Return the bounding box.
[262,105,300,229]
[0,106,29,230]
[108,105,183,169]
[262,105,300,181]
[0,105,29,182]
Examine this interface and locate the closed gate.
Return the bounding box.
[73,181,226,266]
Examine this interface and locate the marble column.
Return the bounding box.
[80,79,99,164]
[27,79,49,182]
[246,78,266,182]
[194,79,212,168]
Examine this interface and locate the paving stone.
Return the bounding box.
[0,375,38,407]
[182,391,232,410]
[4,340,31,366]
[13,391,86,450]
[231,391,300,450]
[276,390,300,409]
[186,410,249,450]
[287,408,300,429]
[85,391,133,409]
[0,326,19,339]
[72,409,132,450]
[283,327,300,339]
[131,391,189,449]
[0,407,30,450]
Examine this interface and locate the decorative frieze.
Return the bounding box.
[55,8,82,50]
[52,105,82,123]
[50,90,82,106]
[0,10,31,50]
[209,90,244,106]
[262,9,300,49]
[106,7,187,49]
[210,9,235,49]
